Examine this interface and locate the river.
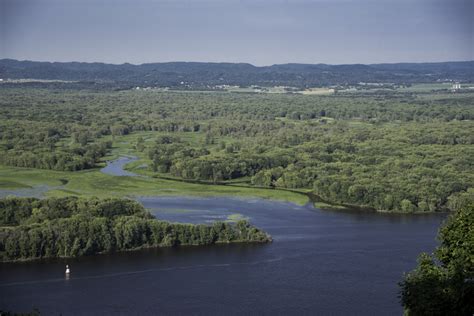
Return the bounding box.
[0,157,446,315]
[100,156,139,177]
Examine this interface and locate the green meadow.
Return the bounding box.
[0,164,309,204]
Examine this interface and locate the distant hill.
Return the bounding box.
[0,59,473,88]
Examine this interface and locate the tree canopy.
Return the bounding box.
[0,87,473,212]
[0,197,271,262]
[400,200,474,315]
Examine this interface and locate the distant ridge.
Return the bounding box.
[1,59,473,88]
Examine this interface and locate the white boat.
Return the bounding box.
[65,265,70,274]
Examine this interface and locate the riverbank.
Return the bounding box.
[120,154,452,215]
[0,161,452,214]
[0,197,272,263]
[0,195,445,314]
[0,165,310,205]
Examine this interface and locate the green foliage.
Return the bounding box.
[0,118,112,171]
[0,197,271,262]
[0,88,473,212]
[400,203,474,315]
[0,196,145,226]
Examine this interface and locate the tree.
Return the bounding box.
[400,203,474,315]
[400,199,416,213]
[0,197,271,262]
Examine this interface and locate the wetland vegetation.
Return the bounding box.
[0,87,473,212]
[2,0,473,312]
[0,62,473,315]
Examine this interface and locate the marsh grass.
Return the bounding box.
[0,165,309,204]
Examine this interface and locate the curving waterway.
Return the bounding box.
[0,157,447,314]
[0,195,445,315]
[100,156,139,177]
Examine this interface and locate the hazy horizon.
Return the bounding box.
[2,57,474,67]
[1,0,473,66]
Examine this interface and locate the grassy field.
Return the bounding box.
[300,88,335,95]
[0,126,311,204]
[0,164,309,204]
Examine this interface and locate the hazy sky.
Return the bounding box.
[1,0,472,65]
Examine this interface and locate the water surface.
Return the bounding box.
[0,184,56,198]
[0,196,445,315]
[100,156,139,176]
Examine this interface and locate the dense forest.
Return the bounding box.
[0,121,111,171]
[0,87,473,212]
[399,200,473,315]
[1,59,473,88]
[0,197,271,262]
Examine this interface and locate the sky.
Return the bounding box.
[0,0,472,65]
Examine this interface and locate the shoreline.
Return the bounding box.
[0,161,451,215]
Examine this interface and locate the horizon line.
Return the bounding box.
[1,58,473,68]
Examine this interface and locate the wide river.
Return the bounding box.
[0,196,445,315]
[0,158,446,315]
